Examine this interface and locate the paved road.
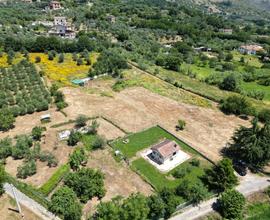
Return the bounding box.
[170,174,270,220]
[4,183,61,220]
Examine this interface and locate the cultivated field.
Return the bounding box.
[62,85,249,162]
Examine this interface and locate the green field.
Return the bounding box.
[131,158,209,191]
[246,202,270,220]
[147,65,270,111]
[111,126,198,159]
[241,82,270,102]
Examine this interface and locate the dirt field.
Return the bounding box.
[86,149,153,201]
[0,194,41,220]
[62,86,250,162]
[0,108,66,140]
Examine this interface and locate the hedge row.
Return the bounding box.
[39,164,70,196]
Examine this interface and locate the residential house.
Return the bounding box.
[49,1,62,10]
[239,44,264,55]
[107,15,116,23]
[151,140,180,164]
[219,28,233,35]
[49,16,76,39]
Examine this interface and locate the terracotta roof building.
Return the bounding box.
[151,140,180,164]
[239,44,264,55]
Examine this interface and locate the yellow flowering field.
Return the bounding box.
[0,53,24,67]
[29,53,98,85]
[0,52,98,85]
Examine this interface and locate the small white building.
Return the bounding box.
[239,45,264,55]
[40,114,51,121]
[58,130,71,140]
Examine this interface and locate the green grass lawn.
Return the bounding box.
[111,126,198,159]
[246,202,270,220]
[81,134,98,150]
[131,157,209,191]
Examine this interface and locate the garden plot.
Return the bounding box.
[62,86,249,162]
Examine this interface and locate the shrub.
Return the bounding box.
[176,180,208,205]
[77,58,83,66]
[0,138,12,159]
[190,158,200,167]
[56,101,68,111]
[17,160,37,179]
[31,126,45,141]
[0,108,15,131]
[58,53,64,63]
[75,115,88,127]
[67,131,81,146]
[35,56,41,63]
[258,109,270,123]
[69,148,87,171]
[12,135,33,159]
[220,95,254,116]
[88,120,99,135]
[218,189,245,219]
[92,135,106,150]
[0,165,5,195]
[172,166,191,178]
[219,74,240,92]
[176,119,186,130]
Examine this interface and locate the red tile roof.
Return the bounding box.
[151,139,180,158]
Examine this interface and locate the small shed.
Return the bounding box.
[40,114,51,122]
[71,78,91,86]
[58,130,71,140]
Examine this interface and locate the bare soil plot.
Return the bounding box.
[62,86,249,162]
[86,149,153,201]
[5,128,74,187]
[0,108,66,140]
[0,194,41,220]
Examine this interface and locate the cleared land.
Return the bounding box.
[86,149,153,201]
[0,194,41,220]
[62,84,249,162]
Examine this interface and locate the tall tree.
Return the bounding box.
[49,186,82,220]
[227,119,270,171]
[204,158,238,192]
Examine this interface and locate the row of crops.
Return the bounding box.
[0,60,51,116]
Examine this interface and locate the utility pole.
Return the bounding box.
[11,184,24,218]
